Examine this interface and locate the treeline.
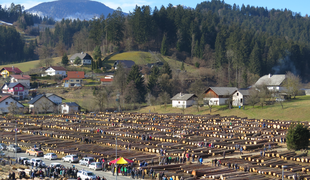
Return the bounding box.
[0,26,36,63]
[37,1,310,84]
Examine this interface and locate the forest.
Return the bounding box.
[1,0,310,85]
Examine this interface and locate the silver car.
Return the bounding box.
[88,162,102,170]
[0,143,7,150]
[7,144,21,152]
[44,153,57,160]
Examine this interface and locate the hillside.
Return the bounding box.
[137,96,310,122]
[26,0,123,20]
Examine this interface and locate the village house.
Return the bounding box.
[114,60,135,69]
[0,66,22,78]
[232,89,250,107]
[254,74,286,92]
[63,71,85,88]
[1,82,29,100]
[28,94,55,114]
[61,102,80,114]
[204,87,238,106]
[171,93,197,108]
[70,52,92,65]
[45,93,64,104]
[10,75,31,87]
[43,66,67,77]
[100,75,113,85]
[0,95,24,114]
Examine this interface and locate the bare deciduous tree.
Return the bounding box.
[283,71,302,99]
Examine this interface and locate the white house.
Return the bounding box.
[232,89,250,107]
[45,93,64,105]
[171,93,197,108]
[204,87,238,106]
[43,66,67,77]
[254,74,286,92]
[61,102,80,114]
[70,52,92,65]
[10,75,31,87]
[0,95,24,114]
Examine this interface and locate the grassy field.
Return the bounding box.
[137,96,310,121]
[0,57,62,72]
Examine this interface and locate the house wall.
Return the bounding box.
[204,89,219,98]
[172,100,187,108]
[65,79,83,87]
[82,59,92,65]
[61,104,79,114]
[205,98,228,105]
[29,97,54,113]
[232,91,245,106]
[47,95,62,104]
[0,98,23,114]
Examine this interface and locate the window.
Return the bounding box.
[178,101,180,104]
[5,102,8,105]
[19,87,22,90]
[76,80,79,82]
[240,98,243,103]
[237,93,239,96]
[70,80,74,82]
[15,87,18,90]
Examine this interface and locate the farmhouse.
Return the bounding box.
[70,52,92,65]
[232,89,250,107]
[0,66,22,78]
[61,102,80,114]
[10,75,31,87]
[100,75,113,85]
[0,95,24,114]
[43,66,67,77]
[28,94,55,114]
[254,74,286,92]
[63,71,84,88]
[171,93,197,108]
[204,87,238,106]
[45,93,64,104]
[1,82,29,100]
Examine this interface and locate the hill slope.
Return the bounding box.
[27,0,120,20]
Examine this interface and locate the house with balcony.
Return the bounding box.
[1,82,29,100]
[43,66,67,77]
[0,67,22,78]
[63,71,85,87]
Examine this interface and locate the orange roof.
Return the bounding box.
[100,78,113,82]
[63,71,84,80]
[0,95,11,103]
[11,75,31,80]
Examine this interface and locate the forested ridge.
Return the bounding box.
[2,0,310,84]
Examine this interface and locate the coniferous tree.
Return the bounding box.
[249,43,261,75]
[147,66,160,95]
[61,53,69,66]
[286,123,310,150]
[160,34,167,55]
[127,64,146,102]
[161,62,172,79]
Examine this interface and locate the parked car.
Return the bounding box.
[0,143,7,150]
[0,151,4,156]
[7,144,21,152]
[79,157,95,166]
[26,148,43,157]
[44,153,57,160]
[29,158,45,167]
[88,162,102,170]
[50,163,62,168]
[62,154,79,163]
[77,170,96,180]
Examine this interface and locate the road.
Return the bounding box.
[4,150,131,180]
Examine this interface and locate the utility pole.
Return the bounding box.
[15,120,17,162]
[115,134,117,180]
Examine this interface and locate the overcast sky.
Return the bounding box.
[1,0,308,16]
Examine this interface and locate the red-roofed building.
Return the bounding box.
[100,75,114,85]
[63,71,85,88]
[0,66,22,78]
[0,95,24,114]
[10,75,31,87]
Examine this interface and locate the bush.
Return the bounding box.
[286,123,310,150]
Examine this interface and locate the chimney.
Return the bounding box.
[268,74,271,78]
[12,66,14,70]
[180,92,183,96]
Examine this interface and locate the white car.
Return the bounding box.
[62,154,79,163]
[44,153,57,160]
[50,163,62,168]
[88,162,102,170]
[77,170,96,180]
[29,158,45,167]
[20,157,30,165]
